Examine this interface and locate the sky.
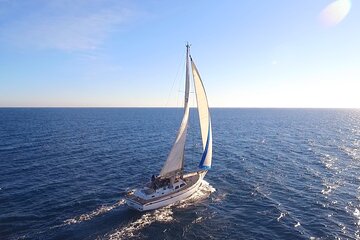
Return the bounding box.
[0,0,359,108]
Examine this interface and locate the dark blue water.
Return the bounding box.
[0,108,359,240]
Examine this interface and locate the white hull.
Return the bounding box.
[126,171,206,211]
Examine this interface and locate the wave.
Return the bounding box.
[64,199,126,225]
[321,180,340,196]
[320,153,338,171]
[108,206,174,240]
[340,145,359,161]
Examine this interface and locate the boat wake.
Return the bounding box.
[64,199,126,225]
[106,180,215,240]
[108,206,174,240]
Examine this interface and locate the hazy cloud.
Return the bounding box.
[0,0,134,51]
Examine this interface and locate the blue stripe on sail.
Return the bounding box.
[199,123,211,170]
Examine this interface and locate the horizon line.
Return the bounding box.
[0,106,359,109]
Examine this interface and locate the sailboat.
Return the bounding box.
[125,44,212,211]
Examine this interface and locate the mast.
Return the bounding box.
[160,44,191,177]
[181,42,190,172]
[184,42,190,111]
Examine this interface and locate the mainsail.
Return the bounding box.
[191,57,212,170]
[160,45,191,177]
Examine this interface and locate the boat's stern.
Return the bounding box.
[125,197,145,211]
[124,188,145,211]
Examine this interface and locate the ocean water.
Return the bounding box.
[0,108,359,240]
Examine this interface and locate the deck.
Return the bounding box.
[126,172,200,205]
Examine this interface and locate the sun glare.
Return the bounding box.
[319,0,352,27]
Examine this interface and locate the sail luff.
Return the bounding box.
[159,45,191,177]
[181,44,190,171]
[190,57,212,170]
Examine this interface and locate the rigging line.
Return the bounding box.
[164,50,186,107]
[176,48,187,109]
[176,64,185,109]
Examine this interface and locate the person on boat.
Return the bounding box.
[150,174,157,190]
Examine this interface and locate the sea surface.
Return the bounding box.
[0,108,359,240]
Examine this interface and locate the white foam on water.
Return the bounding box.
[320,153,338,171]
[345,202,360,230]
[354,208,360,226]
[64,199,126,225]
[106,180,215,239]
[107,206,173,240]
[321,180,340,196]
[192,216,203,224]
[294,222,301,228]
[251,184,272,198]
[356,230,360,239]
[212,192,227,203]
[354,208,360,217]
[321,186,334,195]
[277,212,286,222]
[176,180,216,209]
